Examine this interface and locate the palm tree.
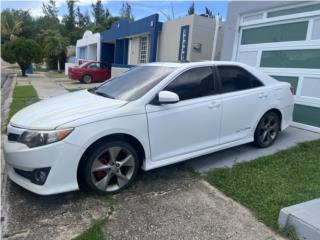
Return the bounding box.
[1,10,22,41]
[43,30,69,71]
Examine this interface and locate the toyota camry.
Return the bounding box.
[4,61,294,195]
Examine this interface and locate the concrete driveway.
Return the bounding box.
[2,165,282,240]
[188,127,320,172]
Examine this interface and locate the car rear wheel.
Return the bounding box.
[84,141,140,194]
[82,75,92,84]
[254,112,280,148]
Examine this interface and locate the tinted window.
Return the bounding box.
[217,66,263,93]
[164,67,215,101]
[100,63,110,70]
[88,63,100,69]
[91,66,176,101]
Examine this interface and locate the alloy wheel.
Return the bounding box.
[90,146,135,192]
[258,114,279,146]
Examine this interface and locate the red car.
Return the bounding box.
[68,61,111,83]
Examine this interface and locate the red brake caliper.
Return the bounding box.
[94,153,109,180]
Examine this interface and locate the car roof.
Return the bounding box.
[143,61,278,86]
[143,61,248,68]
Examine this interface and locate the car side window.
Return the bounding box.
[88,63,100,69]
[164,67,215,101]
[217,66,263,93]
[100,63,110,70]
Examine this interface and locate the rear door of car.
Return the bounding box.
[216,65,270,144]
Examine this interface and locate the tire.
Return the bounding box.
[254,112,280,148]
[82,75,92,84]
[84,141,140,195]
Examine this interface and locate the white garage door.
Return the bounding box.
[234,2,320,132]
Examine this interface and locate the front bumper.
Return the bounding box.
[4,125,83,195]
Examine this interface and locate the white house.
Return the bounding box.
[76,30,101,63]
[221,1,320,132]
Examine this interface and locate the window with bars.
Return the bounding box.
[139,36,149,64]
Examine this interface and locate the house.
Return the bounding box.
[221,1,320,132]
[76,30,101,63]
[99,14,224,76]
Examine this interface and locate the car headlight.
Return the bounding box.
[17,128,73,148]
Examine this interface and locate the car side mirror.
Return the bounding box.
[158,91,179,104]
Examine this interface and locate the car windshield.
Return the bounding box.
[90,66,176,101]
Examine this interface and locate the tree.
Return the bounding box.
[63,0,76,31]
[91,0,106,25]
[205,7,214,18]
[42,0,58,18]
[2,38,42,76]
[105,8,110,19]
[76,7,91,29]
[187,2,195,15]
[120,2,134,20]
[1,9,23,41]
[43,30,69,72]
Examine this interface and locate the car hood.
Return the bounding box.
[10,90,128,130]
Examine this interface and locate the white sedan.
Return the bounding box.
[4,62,294,195]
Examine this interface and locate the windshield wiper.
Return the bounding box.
[94,91,115,99]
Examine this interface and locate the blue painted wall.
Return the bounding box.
[114,39,129,65]
[101,14,162,65]
[101,43,115,63]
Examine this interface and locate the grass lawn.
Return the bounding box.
[206,140,320,231]
[72,219,106,240]
[8,85,39,121]
[45,71,66,78]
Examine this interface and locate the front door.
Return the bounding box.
[146,66,222,162]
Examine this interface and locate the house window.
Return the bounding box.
[178,25,189,62]
[260,49,320,69]
[241,21,308,45]
[139,36,149,64]
[267,3,320,18]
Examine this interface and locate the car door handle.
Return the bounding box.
[258,92,268,99]
[208,101,220,109]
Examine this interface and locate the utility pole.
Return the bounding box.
[211,14,220,60]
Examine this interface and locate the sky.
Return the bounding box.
[1,0,229,22]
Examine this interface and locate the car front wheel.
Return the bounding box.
[254,112,280,148]
[84,141,140,194]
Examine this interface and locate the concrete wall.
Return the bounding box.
[221,1,297,61]
[87,44,98,61]
[158,15,222,62]
[157,15,194,62]
[189,15,216,61]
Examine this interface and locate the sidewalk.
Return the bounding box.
[25,73,68,99]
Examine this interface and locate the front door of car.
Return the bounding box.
[217,65,269,144]
[146,66,222,162]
